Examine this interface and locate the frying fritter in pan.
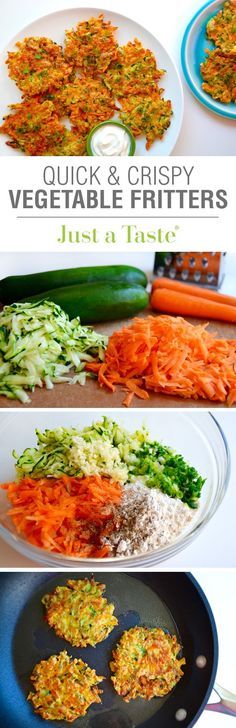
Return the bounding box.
[28,651,103,722]
[110,626,185,701]
[42,578,118,647]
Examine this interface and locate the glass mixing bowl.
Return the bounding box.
[0,410,230,568]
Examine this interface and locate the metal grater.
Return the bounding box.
[153,253,226,289]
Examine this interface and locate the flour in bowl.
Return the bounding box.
[104,480,196,557]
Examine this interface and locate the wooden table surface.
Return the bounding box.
[0,313,235,409]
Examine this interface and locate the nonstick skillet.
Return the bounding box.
[0,571,230,728]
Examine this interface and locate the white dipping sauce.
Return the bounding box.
[91,124,131,156]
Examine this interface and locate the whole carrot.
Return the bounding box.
[150,288,236,323]
[152,277,236,308]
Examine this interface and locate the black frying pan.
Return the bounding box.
[0,571,220,727]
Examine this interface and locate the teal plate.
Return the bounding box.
[181,0,236,119]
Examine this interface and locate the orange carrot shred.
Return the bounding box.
[2,475,122,558]
[95,315,236,406]
[122,390,134,407]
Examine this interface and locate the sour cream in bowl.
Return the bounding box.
[87,121,136,156]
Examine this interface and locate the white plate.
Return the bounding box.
[0,7,183,156]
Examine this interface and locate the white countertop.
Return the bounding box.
[190,569,236,726]
[0,0,235,155]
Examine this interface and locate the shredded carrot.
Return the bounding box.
[94,315,236,406]
[122,391,134,407]
[2,475,122,558]
[85,361,102,373]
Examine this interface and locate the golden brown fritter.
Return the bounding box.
[64,14,119,74]
[6,37,74,96]
[206,1,236,54]
[201,48,236,103]
[28,651,104,722]
[110,626,185,702]
[42,578,118,647]
[103,39,164,97]
[1,14,173,154]
[30,89,67,118]
[44,129,87,155]
[58,77,117,134]
[119,93,172,149]
[0,99,66,155]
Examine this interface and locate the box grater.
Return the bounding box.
[153,253,226,289]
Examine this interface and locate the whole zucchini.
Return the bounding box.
[20,282,149,324]
[0,265,147,303]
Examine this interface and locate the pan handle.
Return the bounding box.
[205,683,236,717]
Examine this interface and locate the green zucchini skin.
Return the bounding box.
[0,265,147,303]
[20,283,149,324]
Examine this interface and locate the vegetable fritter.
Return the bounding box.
[44,129,87,156]
[28,650,103,722]
[64,14,119,74]
[6,37,74,96]
[31,90,66,118]
[1,14,173,154]
[0,99,66,155]
[103,39,164,97]
[110,626,185,702]
[201,49,236,103]
[206,1,236,54]
[58,78,117,134]
[119,94,172,149]
[42,578,118,647]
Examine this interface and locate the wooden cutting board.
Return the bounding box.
[0,312,235,409]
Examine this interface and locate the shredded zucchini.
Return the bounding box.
[0,301,107,403]
[14,416,205,507]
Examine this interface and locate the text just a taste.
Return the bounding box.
[57,224,179,245]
